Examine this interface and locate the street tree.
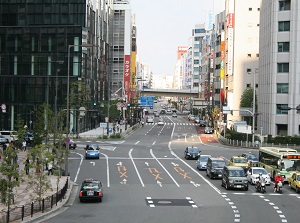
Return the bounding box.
[15,114,27,149]
[0,145,20,209]
[27,144,52,209]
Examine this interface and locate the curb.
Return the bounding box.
[21,179,76,223]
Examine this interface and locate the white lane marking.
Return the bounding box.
[101,152,110,187]
[135,141,140,145]
[150,149,180,187]
[129,148,145,187]
[152,141,156,145]
[74,153,83,183]
[258,196,287,222]
[90,161,95,166]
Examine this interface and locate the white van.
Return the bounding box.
[0,131,18,142]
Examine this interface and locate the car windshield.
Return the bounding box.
[212,161,226,168]
[88,147,97,151]
[82,182,99,190]
[200,156,210,162]
[246,154,258,161]
[229,170,245,177]
[252,168,267,175]
[284,159,300,171]
[188,147,198,153]
[233,158,247,163]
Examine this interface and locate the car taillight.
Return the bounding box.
[98,192,102,197]
[79,192,83,197]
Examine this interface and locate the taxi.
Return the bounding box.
[288,172,300,193]
[228,156,249,171]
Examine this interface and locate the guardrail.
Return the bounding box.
[0,178,68,223]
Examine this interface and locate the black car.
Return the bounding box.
[184,146,200,160]
[241,153,259,167]
[199,121,207,127]
[79,179,103,202]
[55,139,77,150]
[206,157,226,179]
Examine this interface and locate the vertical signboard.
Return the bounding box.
[227,0,234,75]
[124,55,131,103]
[131,25,137,100]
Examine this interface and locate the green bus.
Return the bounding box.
[258,147,300,182]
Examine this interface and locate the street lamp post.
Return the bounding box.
[66,43,97,174]
[252,70,257,147]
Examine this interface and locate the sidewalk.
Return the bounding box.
[0,149,68,223]
[78,123,130,138]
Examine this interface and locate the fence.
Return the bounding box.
[0,178,68,223]
[217,133,300,151]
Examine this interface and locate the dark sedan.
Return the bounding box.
[184,146,201,160]
[79,179,103,202]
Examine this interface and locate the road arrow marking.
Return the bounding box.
[171,162,179,166]
[116,162,123,166]
[145,162,149,166]
[190,180,200,187]
[120,179,127,184]
[90,162,95,166]
[157,180,162,187]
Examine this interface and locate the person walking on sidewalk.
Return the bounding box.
[25,157,30,175]
[48,161,53,175]
[22,140,27,151]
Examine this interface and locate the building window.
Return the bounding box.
[278,21,290,31]
[256,54,259,57]
[276,104,289,114]
[277,63,289,73]
[278,42,290,52]
[257,8,260,11]
[249,8,252,11]
[277,83,289,93]
[247,54,251,57]
[279,0,291,11]
[247,68,252,73]
[194,60,199,64]
[246,84,251,88]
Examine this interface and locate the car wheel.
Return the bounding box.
[97,156,100,159]
[206,170,209,176]
[99,197,102,202]
[296,186,300,193]
[245,186,248,191]
[209,172,213,179]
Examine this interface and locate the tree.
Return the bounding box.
[0,145,20,209]
[27,144,52,209]
[15,114,26,149]
[240,87,256,108]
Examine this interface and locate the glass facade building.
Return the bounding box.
[0,0,111,131]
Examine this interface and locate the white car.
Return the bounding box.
[157,119,165,126]
[172,113,177,117]
[146,117,154,123]
[246,167,271,185]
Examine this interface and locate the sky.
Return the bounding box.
[130,0,225,76]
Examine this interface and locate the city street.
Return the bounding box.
[38,114,300,223]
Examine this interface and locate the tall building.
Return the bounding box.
[173,46,188,90]
[0,0,112,131]
[259,0,298,136]
[111,0,132,103]
[224,0,261,128]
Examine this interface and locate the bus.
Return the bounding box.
[258,147,300,182]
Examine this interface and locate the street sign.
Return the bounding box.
[65,138,70,145]
[1,104,6,113]
[100,122,107,128]
[260,126,263,130]
[223,106,230,114]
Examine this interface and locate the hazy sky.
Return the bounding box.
[130,0,225,76]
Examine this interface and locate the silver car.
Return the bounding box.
[196,155,212,170]
[0,135,7,144]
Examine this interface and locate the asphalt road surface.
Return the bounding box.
[42,113,300,223]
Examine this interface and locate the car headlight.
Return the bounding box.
[244,180,248,183]
[211,169,215,172]
[229,180,234,183]
[187,153,190,156]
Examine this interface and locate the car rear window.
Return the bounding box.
[0,132,10,135]
[82,182,99,190]
[229,170,245,177]
[212,161,226,168]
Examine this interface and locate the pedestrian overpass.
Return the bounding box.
[142,88,198,98]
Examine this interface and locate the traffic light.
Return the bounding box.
[127,103,131,107]
[93,102,97,106]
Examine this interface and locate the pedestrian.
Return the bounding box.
[13,152,18,165]
[48,161,53,176]
[22,140,27,151]
[25,158,30,175]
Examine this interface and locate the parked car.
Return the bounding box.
[246,167,271,185]
[154,112,160,117]
[79,178,103,202]
[206,157,226,179]
[188,114,195,121]
[221,166,248,190]
[194,117,200,123]
[184,146,200,160]
[196,155,211,170]
[0,131,18,142]
[0,135,7,144]
[172,113,177,117]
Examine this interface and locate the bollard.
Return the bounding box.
[31,202,34,217]
[22,205,24,220]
